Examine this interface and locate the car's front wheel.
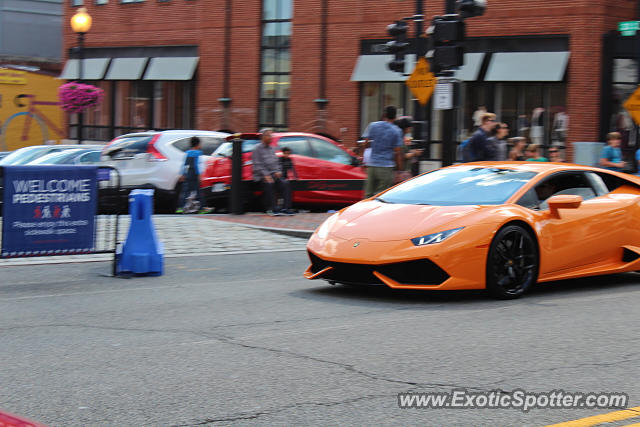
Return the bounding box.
[486,224,538,299]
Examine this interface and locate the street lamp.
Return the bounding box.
[70,7,92,144]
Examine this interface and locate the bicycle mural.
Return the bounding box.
[0,68,65,151]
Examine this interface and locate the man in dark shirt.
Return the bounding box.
[252,129,294,215]
[469,112,498,161]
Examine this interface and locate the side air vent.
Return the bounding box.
[623,248,640,263]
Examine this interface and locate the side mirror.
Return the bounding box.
[351,156,361,167]
[547,194,582,218]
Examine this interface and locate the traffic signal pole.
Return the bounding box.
[412,0,427,157]
[440,0,458,167]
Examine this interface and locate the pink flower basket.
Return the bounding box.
[58,82,104,114]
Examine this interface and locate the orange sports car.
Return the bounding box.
[304,162,640,299]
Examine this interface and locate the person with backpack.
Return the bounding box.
[176,136,208,214]
[465,112,498,161]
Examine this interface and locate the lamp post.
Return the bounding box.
[70,7,92,144]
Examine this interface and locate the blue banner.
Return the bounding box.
[2,166,98,257]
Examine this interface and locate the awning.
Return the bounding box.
[453,53,485,81]
[104,57,148,80]
[350,55,416,82]
[58,58,111,80]
[485,51,570,81]
[143,56,199,80]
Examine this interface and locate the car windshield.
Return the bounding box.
[213,140,261,157]
[28,149,87,165]
[377,167,537,205]
[0,146,52,165]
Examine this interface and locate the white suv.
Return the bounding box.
[100,130,229,213]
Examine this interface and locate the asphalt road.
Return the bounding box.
[1,250,640,426]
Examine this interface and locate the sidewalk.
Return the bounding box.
[198,211,331,238]
[0,212,330,266]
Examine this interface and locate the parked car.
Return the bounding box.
[0,144,92,166]
[201,132,365,209]
[99,130,230,213]
[26,147,103,165]
[0,409,48,427]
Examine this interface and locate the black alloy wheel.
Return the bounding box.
[486,224,538,299]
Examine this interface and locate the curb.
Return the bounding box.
[231,223,313,239]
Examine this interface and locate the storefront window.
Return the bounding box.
[610,59,638,152]
[360,82,413,135]
[85,80,111,141]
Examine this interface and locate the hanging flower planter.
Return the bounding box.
[58,81,104,114]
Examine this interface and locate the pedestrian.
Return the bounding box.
[599,131,625,172]
[525,144,548,162]
[508,137,528,161]
[279,146,299,181]
[548,147,564,162]
[176,136,208,214]
[488,122,509,161]
[394,116,423,179]
[517,114,530,138]
[472,105,487,130]
[362,105,404,198]
[468,112,498,161]
[253,128,294,215]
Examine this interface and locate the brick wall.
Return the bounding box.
[63,0,638,155]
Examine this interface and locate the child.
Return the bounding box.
[176,136,209,214]
[279,147,299,181]
[600,132,625,172]
[525,144,548,162]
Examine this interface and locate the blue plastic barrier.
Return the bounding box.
[116,189,164,276]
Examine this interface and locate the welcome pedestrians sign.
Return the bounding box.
[1,165,97,257]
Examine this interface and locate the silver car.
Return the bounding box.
[99,130,230,213]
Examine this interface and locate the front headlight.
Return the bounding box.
[411,227,464,246]
[316,213,339,239]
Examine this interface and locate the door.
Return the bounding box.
[306,136,365,204]
[533,171,626,274]
[275,135,316,203]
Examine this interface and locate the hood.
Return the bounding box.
[330,200,484,241]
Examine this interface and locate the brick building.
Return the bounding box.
[62,0,640,163]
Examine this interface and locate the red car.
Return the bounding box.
[201,132,365,209]
[0,410,48,427]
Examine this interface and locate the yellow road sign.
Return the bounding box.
[406,57,437,106]
[623,86,640,125]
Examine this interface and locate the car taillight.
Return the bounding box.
[147,134,167,161]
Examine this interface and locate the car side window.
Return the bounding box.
[585,172,609,196]
[105,136,153,158]
[594,171,624,192]
[531,172,597,210]
[200,137,224,156]
[308,137,352,165]
[516,188,540,210]
[277,136,313,157]
[172,138,192,152]
[79,151,101,164]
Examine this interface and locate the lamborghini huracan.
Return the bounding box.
[304,162,640,299]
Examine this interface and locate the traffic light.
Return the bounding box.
[428,16,465,73]
[386,20,409,73]
[457,0,487,18]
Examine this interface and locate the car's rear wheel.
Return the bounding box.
[486,224,538,299]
